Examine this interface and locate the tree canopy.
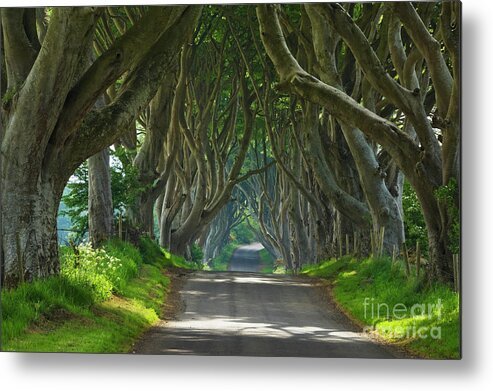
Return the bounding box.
[1,3,460,288]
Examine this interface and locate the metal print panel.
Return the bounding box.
[0,2,461,359]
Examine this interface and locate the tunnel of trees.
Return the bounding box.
[0,3,460,288]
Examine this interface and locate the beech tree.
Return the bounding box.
[0,3,460,286]
[126,71,179,237]
[88,148,114,247]
[256,3,460,282]
[201,195,248,262]
[229,5,401,266]
[1,6,202,287]
[142,13,274,257]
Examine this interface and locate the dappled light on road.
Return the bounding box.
[133,272,392,357]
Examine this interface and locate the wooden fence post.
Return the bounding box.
[118,214,123,241]
[403,242,410,277]
[392,244,397,264]
[345,234,350,256]
[453,254,460,292]
[416,241,421,277]
[381,226,386,257]
[353,231,357,257]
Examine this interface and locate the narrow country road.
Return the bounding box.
[133,244,394,358]
[228,243,263,272]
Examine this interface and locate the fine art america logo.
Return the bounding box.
[362,297,443,340]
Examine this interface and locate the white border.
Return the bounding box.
[2,0,493,390]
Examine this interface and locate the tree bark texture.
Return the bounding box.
[1,6,203,286]
[88,148,114,247]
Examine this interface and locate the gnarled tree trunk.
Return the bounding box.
[1,171,65,287]
[1,6,203,287]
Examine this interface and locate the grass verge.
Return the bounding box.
[301,256,460,359]
[139,235,200,270]
[1,237,194,353]
[258,249,274,273]
[208,242,239,271]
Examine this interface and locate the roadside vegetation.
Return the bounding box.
[207,242,238,271]
[1,238,197,352]
[205,219,258,271]
[258,249,275,274]
[301,257,460,359]
[1,3,460,360]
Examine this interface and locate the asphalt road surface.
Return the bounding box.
[133,245,394,358]
[228,242,263,272]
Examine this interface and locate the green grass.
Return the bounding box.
[162,248,199,269]
[258,249,274,273]
[138,236,167,267]
[1,276,94,347]
[140,235,201,270]
[1,238,192,353]
[3,264,168,353]
[301,256,460,359]
[208,242,238,271]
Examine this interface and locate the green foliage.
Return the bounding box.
[209,242,238,271]
[138,236,166,266]
[231,219,255,244]
[163,250,200,270]
[302,257,348,279]
[434,178,460,254]
[3,297,159,353]
[122,264,169,316]
[258,249,274,274]
[352,3,363,20]
[1,237,186,352]
[60,147,147,241]
[301,257,460,359]
[111,146,149,213]
[2,262,169,353]
[103,239,143,269]
[60,240,140,300]
[1,276,94,346]
[190,243,204,264]
[60,163,89,243]
[138,235,201,269]
[2,87,17,106]
[2,239,144,348]
[57,195,74,244]
[402,180,429,255]
[402,177,460,256]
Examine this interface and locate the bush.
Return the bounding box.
[60,240,140,300]
[231,221,255,244]
[258,249,275,274]
[402,181,429,256]
[434,178,460,254]
[190,243,204,264]
[104,239,143,268]
[1,237,196,351]
[209,242,238,271]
